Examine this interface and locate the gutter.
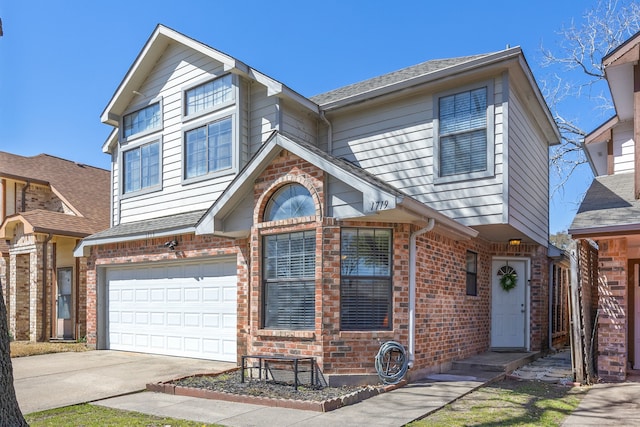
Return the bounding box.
[408,218,436,368]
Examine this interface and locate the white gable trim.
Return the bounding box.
[195,133,477,240]
[101,25,319,129]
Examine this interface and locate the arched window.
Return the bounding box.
[264,183,315,221]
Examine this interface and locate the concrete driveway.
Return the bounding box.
[12,350,235,414]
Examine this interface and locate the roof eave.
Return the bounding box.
[569,222,640,238]
[73,224,196,257]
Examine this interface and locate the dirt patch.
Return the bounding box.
[10,341,91,358]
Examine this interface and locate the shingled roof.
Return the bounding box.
[569,173,640,234]
[310,54,492,106]
[0,152,110,235]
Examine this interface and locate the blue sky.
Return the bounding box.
[0,0,604,234]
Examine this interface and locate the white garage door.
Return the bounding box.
[106,260,237,362]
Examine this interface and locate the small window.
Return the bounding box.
[438,87,487,177]
[123,103,161,138]
[340,228,392,331]
[466,251,478,296]
[264,184,315,221]
[185,117,232,179]
[123,141,160,194]
[185,74,233,116]
[263,231,316,330]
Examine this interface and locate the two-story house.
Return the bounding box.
[75,25,559,385]
[0,152,110,342]
[570,30,640,382]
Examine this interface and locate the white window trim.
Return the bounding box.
[120,96,164,143]
[119,134,163,199]
[181,73,237,123]
[181,111,238,185]
[433,80,495,184]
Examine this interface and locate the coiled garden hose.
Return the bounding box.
[375,341,408,384]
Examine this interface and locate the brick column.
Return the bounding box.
[597,238,628,381]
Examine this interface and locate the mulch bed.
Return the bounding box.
[147,368,405,412]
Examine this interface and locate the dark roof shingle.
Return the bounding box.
[570,173,640,231]
[0,152,110,234]
[310,54,492,106]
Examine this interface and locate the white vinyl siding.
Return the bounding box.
[613,121,634,174]
[248,83,280,155]
[281,99,317,146]
[112,43,244,224]
[507,88,549,245]
[328,77,504,225]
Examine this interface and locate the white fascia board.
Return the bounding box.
[73,225,196,257]
[321,48,523,111]
[400,197,478,240]
[515,55,561,145]
[569,222,640,238]
[102,128,119,154]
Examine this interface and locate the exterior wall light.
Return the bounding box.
[508,238,522,246]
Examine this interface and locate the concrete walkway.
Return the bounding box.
[562,380,640,426]
[95,369,504,426]
[95,351,543,426]
[13,350,234,414]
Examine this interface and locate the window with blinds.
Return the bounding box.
[438,87,488,177]
[340,228,392,331]
[263,230,315,330]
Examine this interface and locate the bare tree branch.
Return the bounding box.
[540,0,640,193]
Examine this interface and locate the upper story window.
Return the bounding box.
[185,117,232,179]
[435,83,494,183]
[123,140,160,194]
[123,102,161,139]
[185,74,233,117]
[264,184,315,221]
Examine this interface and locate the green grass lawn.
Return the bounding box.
[408,378,587,427]
[25,379,587,427]
[25,404,223,427]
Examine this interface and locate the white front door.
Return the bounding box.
[491,258,528,349]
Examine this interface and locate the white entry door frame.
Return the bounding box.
[491,257,530,351]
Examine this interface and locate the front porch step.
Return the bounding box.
[451,351,541,373]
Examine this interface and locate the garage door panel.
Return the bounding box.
[106,260,237,361]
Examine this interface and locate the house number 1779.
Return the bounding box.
[370,200,389,211]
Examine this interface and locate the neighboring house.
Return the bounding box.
[75,25,560,384]
[570,30,640,382]
[0,152,110,342]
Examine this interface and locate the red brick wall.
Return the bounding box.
[596,237,628,381]
[85,234,246,351]
[85,151,551,382]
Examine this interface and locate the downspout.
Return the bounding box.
[41,233,53,342]
[408,218,436,368]
[320,111,333,154]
